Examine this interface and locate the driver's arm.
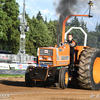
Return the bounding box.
[64,40,68,44]
[69,40,77,47]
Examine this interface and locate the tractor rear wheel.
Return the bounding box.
[78,48,100,90]
[59,68,69,89]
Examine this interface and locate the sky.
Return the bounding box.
[16,0,100,31]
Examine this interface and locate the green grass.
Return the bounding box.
[0,74,25,78]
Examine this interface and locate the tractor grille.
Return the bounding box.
[61,56,69,60]
[40,49,53,56]
[40,61,53,65]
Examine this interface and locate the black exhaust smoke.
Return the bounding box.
[55,0,79,47]
[55,0,78,21]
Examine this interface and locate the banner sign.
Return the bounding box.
[0,63,9,69]
[10,64,36,70]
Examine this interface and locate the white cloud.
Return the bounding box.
[26,6,32,10]
[87,20,95,26]
[16,0,23,7]
[41,9,54,16]
[56,13,60,18]
[41,9,50,15]
[83,18,95,27]
[92,3,100,17]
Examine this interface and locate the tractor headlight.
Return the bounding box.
[39,56,43,60]
[48,57,52,60]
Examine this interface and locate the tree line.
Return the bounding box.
[0,0,100,56]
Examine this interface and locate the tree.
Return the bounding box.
[32,19,52,48]
[1,1,100,56]
[87,32,98,48]
[25,14,36,55]
[25,14,52,56]
[36,11,43,21]
[3,0,20,53]
[44,16,47,24]
[80,18,88,32]
[95,22,100,33]
[0,0,8,50]
[47,20,57,46]
[70,17,80,27]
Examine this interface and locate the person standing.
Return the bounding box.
[67,33,77,70]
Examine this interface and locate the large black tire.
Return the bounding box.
[78,48,100,90]
[25,72,33,87]
[59,68,69,89]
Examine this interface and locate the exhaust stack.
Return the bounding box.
[57,35,60,48]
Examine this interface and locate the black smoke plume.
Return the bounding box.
[55,0,79,24]
[54,0,80,45]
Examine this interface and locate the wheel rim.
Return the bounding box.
[93,57,100,84]
[65,72,68,84]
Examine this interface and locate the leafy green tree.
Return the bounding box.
[1,1,100,56]
[80,18,88,32]
[70,17,80,27]
[36,11,43,21]
[3,0,20,53]
[25,14,36,55]
[25,14,52,56]
[47,20,57,46]
[44,16,47,24]
[93,23,100,48]
[95,22,100,33]
[0,0,8,50]
[32,19,52,48]
[87,32,98,48]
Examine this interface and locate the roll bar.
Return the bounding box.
[62,15,89,43]
[65,27,87,46]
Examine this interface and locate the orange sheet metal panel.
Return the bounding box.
[53,49,56,67]
[38,45,70,67]
[59,44,70,56]
[38,47,55,67]
[75,46,85,60]
[56,44,70,66]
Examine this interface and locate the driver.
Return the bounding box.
[65,33,77,70]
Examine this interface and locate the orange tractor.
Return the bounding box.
[25,0,100,90]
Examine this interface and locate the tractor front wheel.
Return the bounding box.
[25,72,33,87]
[59,68,69,89]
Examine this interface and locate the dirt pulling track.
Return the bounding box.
[0,78,100,100]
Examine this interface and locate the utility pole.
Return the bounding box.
[18,0,29,63]
[19,0,26,55]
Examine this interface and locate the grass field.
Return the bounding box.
[0,74,25,78]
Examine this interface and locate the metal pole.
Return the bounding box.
[23,0,25,24]
[19,0,26,63]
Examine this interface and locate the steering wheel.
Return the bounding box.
[64,42,69,44]
[59,42,65,48]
